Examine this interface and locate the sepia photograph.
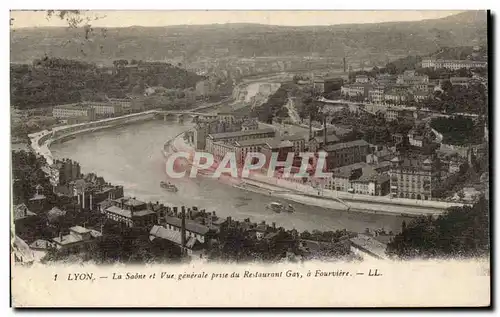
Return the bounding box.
[9,9,491,307]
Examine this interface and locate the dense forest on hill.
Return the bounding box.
[10,57,204,109]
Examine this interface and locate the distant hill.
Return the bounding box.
[10,11,488,64]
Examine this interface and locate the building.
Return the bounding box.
[376,73,396,85]
[366,148,395,164]
[421,59,488,70]
[341,84,372,99]
[385,107,414,122]
[195,80,212,98]
[389,156,441,200]
[52,104,96,121]
[308,134,340,152]
[102,197,157,228]
[450,77,471,87]
[217,112,236,125]
[51,226,102,254]
[368,86,385,103]
[163,214,211,244]
[355,75,370,83]
[260,139,295,167]
[396,71,429,86]
[313,78,325,93]
[193,119,244,150]
[205,128,276,154]
[86,101,124,116]
[322,140,371,170]
[241,119,259,131]
[51,159,81,186]
[412,90,431,103]
[282,133,307,153]
[150,208,211,257]
[323,77,344,93]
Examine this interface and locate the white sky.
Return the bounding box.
[10,10,463,28]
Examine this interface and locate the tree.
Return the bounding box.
[386,198,489,259]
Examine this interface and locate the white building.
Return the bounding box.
[421,59,487,70]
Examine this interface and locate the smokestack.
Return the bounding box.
[59,231,63,241]
[343,57,346,73]
[89,194,93,210]
[323,115,327,146]
[272,222,276,229]
[181,210,186,252]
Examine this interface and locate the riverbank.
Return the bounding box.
[169,134,462,217]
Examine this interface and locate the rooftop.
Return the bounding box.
[208,128,275,140]
[332,162,367,178]
[314,134,340,144]
[350,234,388,259]
[113,196,146,208]
[13,204,37,221]
[29,239,52,250]
[234,137,273,148]
[165,216,210,235]
[323,140,370,152]
[149,225,198,249]
[105,205,155,219]
[70,226,91,234]
[264,139,294,149]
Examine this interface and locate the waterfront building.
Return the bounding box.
[102,197,157,228]
[85,101,124,116]
[193,119,243,150]
[51,159,81,186]
[52,104,96,121]
[389,155,441,200]
[421,59,488,70]
[322,140,371,170]
[205,128,276,154]
[282,133,307,153]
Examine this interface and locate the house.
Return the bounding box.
[150,209,209,257]
[51,226,102,254]
[102,197,157,228]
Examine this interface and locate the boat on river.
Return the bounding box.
[266,202,295,213]
[160,181,178,192]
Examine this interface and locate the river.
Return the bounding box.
[50,119,412,234]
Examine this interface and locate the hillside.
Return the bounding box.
[10,58,205,109]
[10,11,488,65]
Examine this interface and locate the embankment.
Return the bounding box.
[29,111,158,165]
